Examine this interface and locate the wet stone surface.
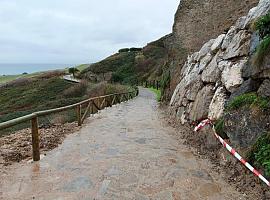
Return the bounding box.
[0,88,246,199]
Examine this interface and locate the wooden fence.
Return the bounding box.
[140,80,160,90]
[0,89,138,161]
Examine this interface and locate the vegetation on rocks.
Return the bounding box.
[226,93,270,111]
[247,132,270,176]
[254,12,270,38]
[253,12,270,68]
[253,36,270,67]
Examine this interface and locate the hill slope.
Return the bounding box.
[80,36,170,85]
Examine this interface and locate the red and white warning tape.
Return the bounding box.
[194,119,270,187]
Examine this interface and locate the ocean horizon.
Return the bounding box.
[0,63,77,75]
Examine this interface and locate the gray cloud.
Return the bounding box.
[0,0,179,64]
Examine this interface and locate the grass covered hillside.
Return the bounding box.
[0,71,132,136]
[80,36,169,85]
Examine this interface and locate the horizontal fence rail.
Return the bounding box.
[139,80,160,90]
[0,89,138,161]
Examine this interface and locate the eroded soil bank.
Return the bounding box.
[0,88,251,199]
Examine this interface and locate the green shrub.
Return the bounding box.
[112,63,137,85]
[253,36,270,68]
[149,88,161,102]
[254,12,270,38]
[252,12,270,68]
[247,133,270,176]
[130,47,142,52]
[160,70,170,96]
[118,48,130,53]
[226,93,270,111]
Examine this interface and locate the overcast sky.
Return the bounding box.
[0,0,179,64]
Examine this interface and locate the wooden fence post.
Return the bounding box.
[77,105,82,126]
[31,117,40,161]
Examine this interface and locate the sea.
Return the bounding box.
[0,63,77,75]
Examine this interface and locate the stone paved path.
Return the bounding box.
[0,88,246,200]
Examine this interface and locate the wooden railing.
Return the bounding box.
[0,89,139,161]
[141,80,160,90]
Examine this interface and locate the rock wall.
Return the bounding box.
[170,0,270,125]
[167,0,259,97]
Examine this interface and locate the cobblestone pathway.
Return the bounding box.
[0,88,246,200]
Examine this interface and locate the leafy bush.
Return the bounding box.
[253,36,270,68]
[118,48,130,53]
[112,64,137,85]
[130,47,142,52]
[68,67,80,78]
[226,93,270,111]
[254,12,270,38]
[252,12,270,68]
[247,133,270,176]
[88,52,136,74]
[160,70,170,96]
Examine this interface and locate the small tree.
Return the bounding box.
[68,67,79,78]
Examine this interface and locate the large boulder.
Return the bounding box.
[243,51,270,79]
[201,53,222,83]
[194,39,216,61]
[221,59,246,92]
[224,107,270,148]
[198,53,214,73]
[260,52,270,78]
[170,79,187,106]
[258,79,270,97]
[223,30,251,59]
[190,85,215,121]
[229,78,261,100]
[186,77,204,101]
[211,34,226,53]
[221,26,238,50]
[208,87,228,120]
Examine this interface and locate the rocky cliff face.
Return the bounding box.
[166,0,259,97]
[170,0,270,146]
